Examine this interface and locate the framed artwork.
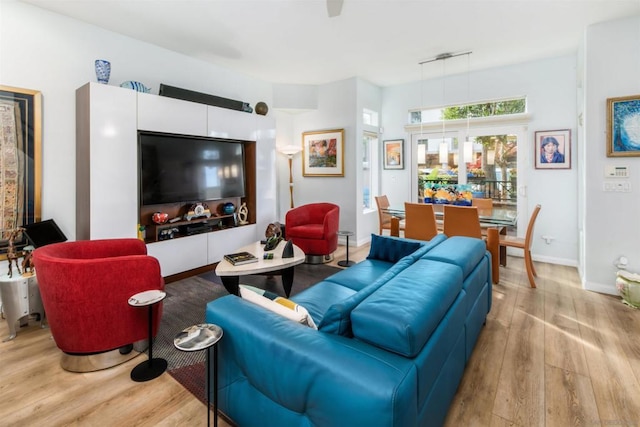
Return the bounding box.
[302,129,344,177]
[607,95,640,157]
[383,139,404,170]
[534,129,571,170]
[0,85,42,258]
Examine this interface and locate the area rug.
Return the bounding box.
[156,263,342,404]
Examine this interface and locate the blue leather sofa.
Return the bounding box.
[205,234,492,427]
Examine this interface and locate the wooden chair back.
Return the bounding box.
[523,204,542,250]
[404,202,438,241]
[375,195,391,234]
[472,198,493,216]
[443,205,482,239]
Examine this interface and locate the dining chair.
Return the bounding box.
[375,195,405,235]
[442,205,482,238]
[404,202,438,241]
[443,205,500,283]
[499,204,541,288]
[472,198,493,216]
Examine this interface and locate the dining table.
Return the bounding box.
[383,203,518,283]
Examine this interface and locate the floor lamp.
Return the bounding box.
[278,145,303,208]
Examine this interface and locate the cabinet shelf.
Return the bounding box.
[145,214,242,242]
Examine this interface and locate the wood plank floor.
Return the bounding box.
[1,243,639,426]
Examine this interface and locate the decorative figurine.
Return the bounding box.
[265,222,282,239]
[282,240,294,258]
[21,246,35,276]
[6,228,23,278]
[237,203,249,225]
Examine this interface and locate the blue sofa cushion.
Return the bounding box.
[420,236,486,277]
[367,234,422,263]
[313,235,448,336]
[351,259,463,357]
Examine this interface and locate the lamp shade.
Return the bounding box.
[439,141,448,164]
[277,145,302,157]
[463,139,473,163]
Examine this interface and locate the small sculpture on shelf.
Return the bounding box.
[6,228,23,278]
[237,203,249,225]
[184,202,212,221]
[21,246,35,277]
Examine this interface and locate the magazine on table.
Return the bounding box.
[224,251,259,265]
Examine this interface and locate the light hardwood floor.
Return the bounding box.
[1,243,639,426]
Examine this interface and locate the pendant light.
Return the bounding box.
[439,56,449,165]
[463,52,474,163]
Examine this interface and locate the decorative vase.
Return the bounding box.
[152,212,169,224]
[95,59,111,84]
[120,81,151,93]
[255,102,268,116]
[222,202,235,215]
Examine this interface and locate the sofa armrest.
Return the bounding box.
[206,296,417,427]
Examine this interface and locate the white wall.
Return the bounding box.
[382,56,579,266]
[582,16,640,294]
[276,78,358,236]
[0,2,272,241]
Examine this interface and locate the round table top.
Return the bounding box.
[174,323,223,352]
[128,290,166,307]
[337,230,354,237]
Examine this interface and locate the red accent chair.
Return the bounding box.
[285,203,340,263]
[32,238,164,372]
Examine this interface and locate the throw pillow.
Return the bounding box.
[239,285,317,329]
[367,234,422,264]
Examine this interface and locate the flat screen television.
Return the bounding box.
[139,131,247,206]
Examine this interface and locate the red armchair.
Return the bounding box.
[285,203,340,264]
[32,238,164,372]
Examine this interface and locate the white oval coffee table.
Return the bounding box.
[215,240,305,297]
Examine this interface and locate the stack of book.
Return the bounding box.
[224,251,258,266]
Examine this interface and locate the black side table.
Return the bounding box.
[128,290,167,382]
[174,323,223,427]
[337,230,355,267]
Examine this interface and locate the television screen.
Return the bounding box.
[139,131,247,206]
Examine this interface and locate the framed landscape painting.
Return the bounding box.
[534,129,571,170]
[383,139,404,169]
[607,94,640,157]
[302,129,344,177]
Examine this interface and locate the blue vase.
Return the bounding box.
[223,202,235,215]
[95,59,111,84]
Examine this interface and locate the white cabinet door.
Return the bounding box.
[207,224,257,264]
[138,92,207,136]
[76,83,138,240]
[147,234,209,277]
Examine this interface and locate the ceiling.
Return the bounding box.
[22,0,640,87]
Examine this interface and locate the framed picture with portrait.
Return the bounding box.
[383,139,404,169]
[534,129,571,170]
[302,129,344,177]
[607,94,640,157]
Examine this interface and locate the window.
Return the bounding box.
[363,132,378,210]
[410,97,526,124]
[363,108,379,127]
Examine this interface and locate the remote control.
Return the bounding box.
[169,217,181,223]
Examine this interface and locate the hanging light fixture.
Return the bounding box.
[463,52,474,163]
[439,55,449,166]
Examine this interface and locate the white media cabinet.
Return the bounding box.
[76,82,276,276]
